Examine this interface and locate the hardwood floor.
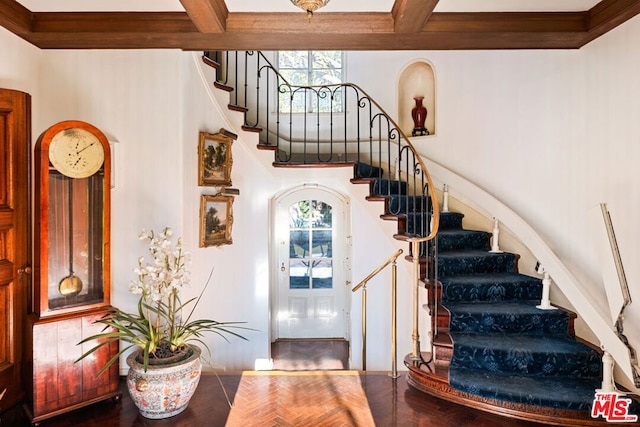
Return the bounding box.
[271,339,349,370]
[4,340,548,426]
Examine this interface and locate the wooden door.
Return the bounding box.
[0,88,31,410]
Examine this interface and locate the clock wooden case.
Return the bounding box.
[25,120,120,425]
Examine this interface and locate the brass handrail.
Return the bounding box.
[352,248,403,378]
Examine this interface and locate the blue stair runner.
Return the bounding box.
[438,211,603,411]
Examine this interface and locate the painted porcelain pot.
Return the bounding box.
[126,345,202,419]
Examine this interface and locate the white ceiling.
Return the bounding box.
[17,0,603,13]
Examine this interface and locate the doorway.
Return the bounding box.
[271,185,351,346]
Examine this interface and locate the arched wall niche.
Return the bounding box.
[398,60,436,138]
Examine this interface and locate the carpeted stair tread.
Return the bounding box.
[444,301,570,335]
[356,162,382,178]
[387,194,430,214]
[438,250,518,275]
[372,178,408,195]
[448,366,601,411]
[450,332,597,354]
[440,272,542,303]
[437,229,491,251]
[405,212,430,234]
[449,333,602,377]
[439,212,464,230]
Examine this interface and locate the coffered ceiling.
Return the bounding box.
[1,0,639,50]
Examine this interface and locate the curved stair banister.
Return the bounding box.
[203,50,441,363]
[352,248,403,377]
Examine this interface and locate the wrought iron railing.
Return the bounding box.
[203,50,440,364]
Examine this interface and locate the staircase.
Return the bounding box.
[406,211,613,426]
[198,51,637,426]
[350,162,616,425]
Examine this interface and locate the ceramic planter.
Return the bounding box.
[126,345,202,419]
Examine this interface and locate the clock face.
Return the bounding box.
[49,128,105,178]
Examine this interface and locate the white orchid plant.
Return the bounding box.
[77,227,248,373]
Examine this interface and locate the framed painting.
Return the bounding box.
[198,129,236,187]
[199,194,234,247]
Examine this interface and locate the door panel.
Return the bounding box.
[0,88,31,409]
[275,188,350,339]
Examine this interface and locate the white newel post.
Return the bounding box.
[442,184,449,213]
[535,264,557,310]
[597,351,619,394]
[489,217,502,253]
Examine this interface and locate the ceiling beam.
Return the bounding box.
[586,0,640,43]
[0,0,32,38]
[26,30,589,51]
[179,0,227,33]
[226,12,393,34]
[425,12,587,33]
[1,5,639,51]
[32,12,196,33]
[392,0,438,33]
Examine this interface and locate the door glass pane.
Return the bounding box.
[288,199,334,290]
[289,229,309,258]
[311,260,332,289]
[311,230,331,257]
[311,200,332,227]
[289,259,310,289]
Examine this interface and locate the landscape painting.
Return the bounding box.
[198,129,235,187]
[199,194,233,247]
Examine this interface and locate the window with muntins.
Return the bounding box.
[277,51,344,113]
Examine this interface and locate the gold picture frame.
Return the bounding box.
[198,129,236,187]
[199,194,234,247]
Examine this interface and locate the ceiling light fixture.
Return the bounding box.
[290,0,330,21]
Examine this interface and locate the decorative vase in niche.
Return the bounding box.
[411,96,429,136]
[126,345,202,419]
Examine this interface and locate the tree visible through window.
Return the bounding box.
[277,51,344,113]
[288,200,333,290]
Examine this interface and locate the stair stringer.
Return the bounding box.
[422,156,639,394]
[192,52,277,175]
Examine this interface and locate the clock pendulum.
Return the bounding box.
[58,176,83,297]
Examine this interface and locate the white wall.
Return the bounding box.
[35,49,185,318]
[2,13,640,379]
[0,27,40,111]
[584,16,640,360]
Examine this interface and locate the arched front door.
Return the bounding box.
[272,186,351,339]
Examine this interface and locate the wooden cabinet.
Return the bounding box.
[24,121,120,424]
[25,311,121,424]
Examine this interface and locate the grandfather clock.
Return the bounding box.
[24,120,120,424]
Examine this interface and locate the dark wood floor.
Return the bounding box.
[4,340,547,426]
[271,338,350,370]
